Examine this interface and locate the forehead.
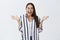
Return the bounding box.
[27,5,33,8]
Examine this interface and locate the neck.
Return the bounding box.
[28,15,32,18]
[26,14,33,22]
[26,14,32,18]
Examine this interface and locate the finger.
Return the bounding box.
[11,16,14,19]
[11,16,16,20]
[42,16,49,21]
[45,16,49,19]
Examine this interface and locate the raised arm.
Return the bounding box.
[39,16,49,30]
[11,15,21,28]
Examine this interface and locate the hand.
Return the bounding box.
[11,15,21,27]
[11,15,20,21]
[42,16,49,21]
[39,16,49,32]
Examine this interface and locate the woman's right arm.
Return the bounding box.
[11,15,21,28]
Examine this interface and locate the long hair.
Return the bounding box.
[26,3,40,28]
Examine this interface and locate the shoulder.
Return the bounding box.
[20,14,27,20]
[20,14,24,18]
[20,14,26,17]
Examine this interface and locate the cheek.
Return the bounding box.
[31,9,33,13]
[26,8,29,11]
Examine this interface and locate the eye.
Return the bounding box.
[31,7,33,9]
[26,7,30,9]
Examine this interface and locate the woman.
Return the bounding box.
[11,3,49,40]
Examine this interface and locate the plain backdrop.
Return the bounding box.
[0,0,60,40]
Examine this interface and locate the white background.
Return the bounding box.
[0,0,60,40]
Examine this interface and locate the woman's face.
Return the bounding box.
[26,5,34,17]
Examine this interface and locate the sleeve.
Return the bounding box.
[38,17,43,33]
[19,15,23,32]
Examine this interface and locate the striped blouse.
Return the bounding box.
[19,14,42,40]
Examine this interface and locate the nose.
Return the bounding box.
[29,9,31,12]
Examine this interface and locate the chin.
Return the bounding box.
[27,14,31,17]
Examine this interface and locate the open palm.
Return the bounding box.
[11,15,20,21]
[42,16,49,21]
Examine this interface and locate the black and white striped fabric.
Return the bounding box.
[19,14,41,40]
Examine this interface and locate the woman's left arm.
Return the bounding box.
[39,16,49,30]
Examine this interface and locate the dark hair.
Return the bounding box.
[26,3,40,28]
